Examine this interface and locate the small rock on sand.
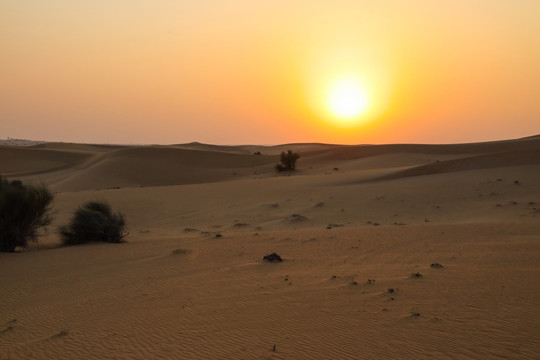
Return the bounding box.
[263,253,282,263]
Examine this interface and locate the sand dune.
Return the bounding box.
[375,146,540,182]
[0,146,94,175]
[3,135,539,192]
[1,136,540,359]
[50,146,277,191]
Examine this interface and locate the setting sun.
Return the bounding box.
[327,78,369,123]
[1,1,539,145]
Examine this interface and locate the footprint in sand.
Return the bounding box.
[171,248,190,256]
[50,330,69,339]
[0,326,14,335]
[284,214,308,223]
[232,222,250,228]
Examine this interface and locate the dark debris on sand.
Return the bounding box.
[263,252,282,263]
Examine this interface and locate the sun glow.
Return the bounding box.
[304,48,393,131]
[327,79,369,121]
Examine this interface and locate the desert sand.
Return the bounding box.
[1,136,540,359]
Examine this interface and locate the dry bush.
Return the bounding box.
[0,176,54,252]
[275,150,299,172]
[60,201,127,245]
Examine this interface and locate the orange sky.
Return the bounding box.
[1,1,539,145]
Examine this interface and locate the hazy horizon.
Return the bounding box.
[2,132,540,148]
[2,1,539,145]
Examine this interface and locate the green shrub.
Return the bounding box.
[275,150,300,172]
[0,176,54,252]
[60,201,127,245]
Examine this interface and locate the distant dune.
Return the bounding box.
[0,138,46,147]
[1,135,539,359]
[2,135,539,191]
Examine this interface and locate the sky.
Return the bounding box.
[1,0,539,145]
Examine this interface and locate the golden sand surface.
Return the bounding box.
[1,136,539,359]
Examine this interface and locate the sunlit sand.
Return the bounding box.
[1,136,539,359]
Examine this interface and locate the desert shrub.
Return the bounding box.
[0,176,54,252]
[60,201,127,245]
[275,150,300,172]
